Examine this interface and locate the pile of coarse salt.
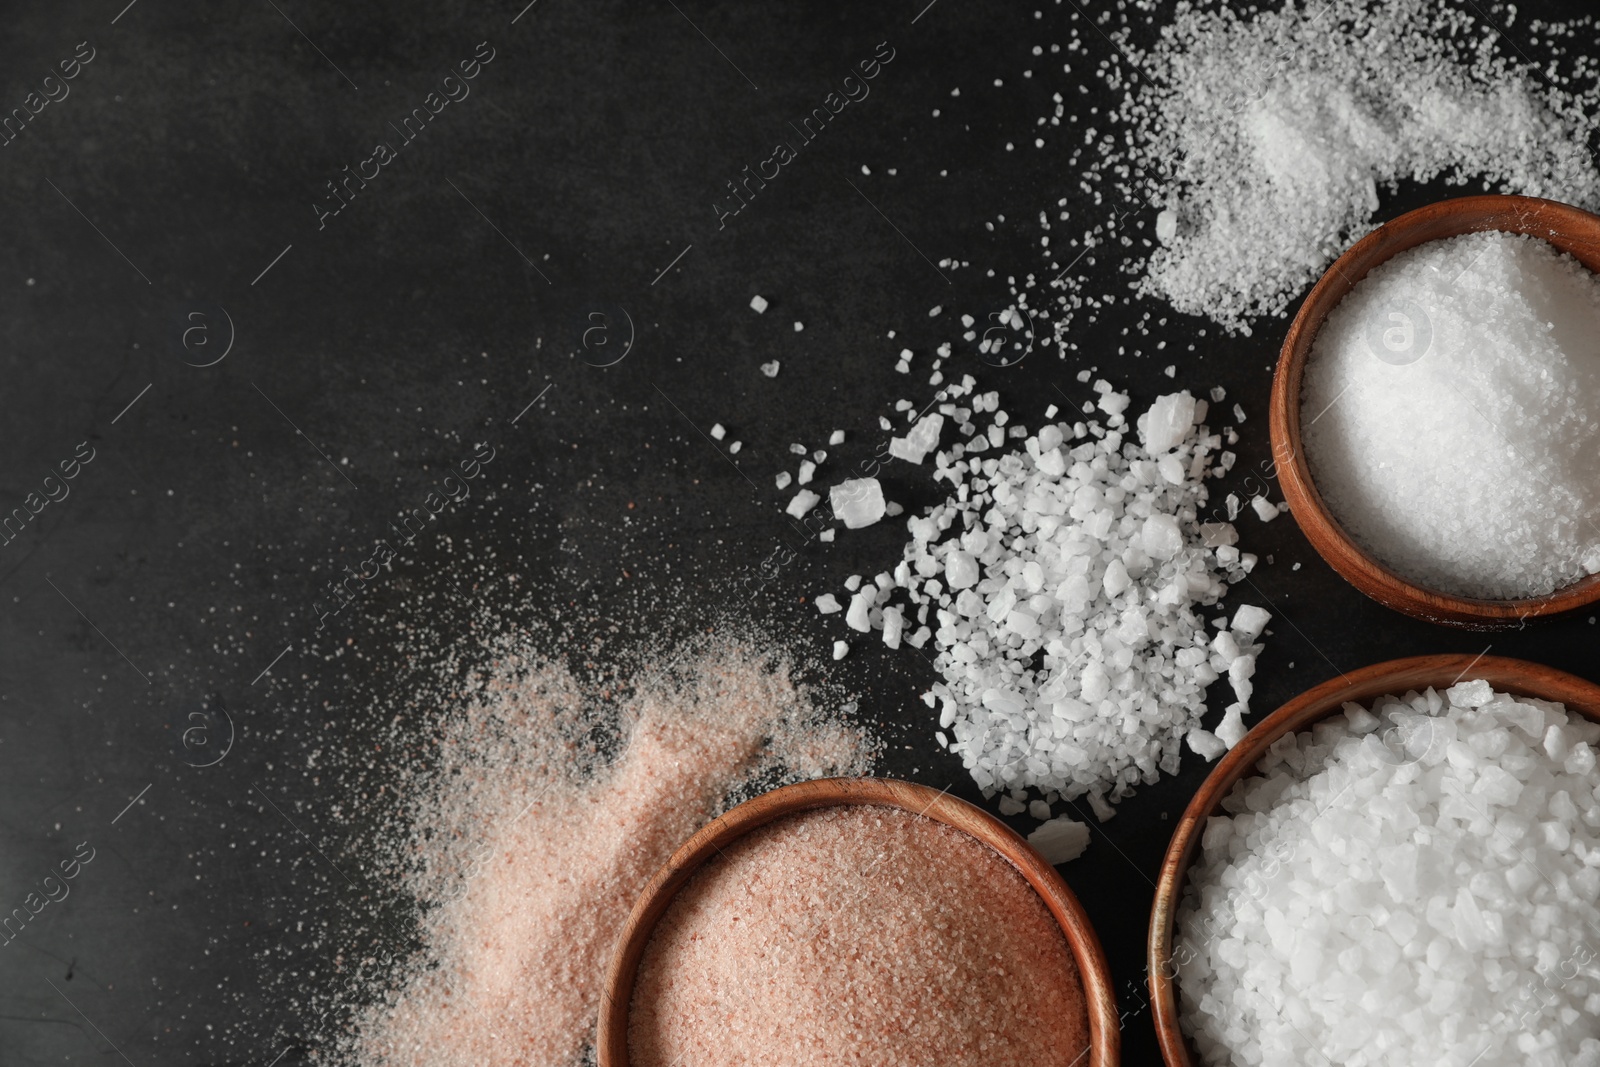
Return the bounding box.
[1302,231,1600,599]
[845,374,1271,813]
[1177,680,1600,1067]
[629,804,1090,1067]
[1023,0,1600,338]
[348,635,873,1067]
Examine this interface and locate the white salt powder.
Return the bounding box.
[1178,683,1600,1067]
[1030,0,1600,338]
[1302,231,1600,599]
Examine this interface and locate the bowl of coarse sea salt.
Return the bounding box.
[1148,653,1600,1067]
[1270,194,1600,627]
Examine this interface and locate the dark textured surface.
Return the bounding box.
[0,1,1596,1064]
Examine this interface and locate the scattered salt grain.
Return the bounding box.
[1249,495,1278,522]
[871,382,1267,807]
[750,295,768,314]
[1035,0,1600,337]
[786,488,820,519]
[830,478,887,530]
[760,360,780,378]
[1027,816,1092,865]
[710,423,726,441]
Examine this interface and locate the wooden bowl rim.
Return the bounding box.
[598,775,1121,1067]
[1269,193,1600,629]
[1147,653,1600,1066]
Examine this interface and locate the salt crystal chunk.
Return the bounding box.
[1215,703,1248,748]
[1137,392,1198,454]
[1231,604,1271,640]
[882,606,905,648]
[832,640,849,660]
[759,360,780,378]
[710,423,726,440]
[1188,729,1226,760]
[1142,513,1183,560]
[749,294,767,313]
[785,488,819,518]
[844,590,874,632]
[814,593,842,615]
[890,413,945,465]
[775,471,791,490]
[797,460,816,485]
[828,430,845,445]
[945,550,980,590]
[1544,725,1571,762]
[1250,495,1280,522]
[830,478,887,529]
[1028,816,1091,864]
[1155,208,1177,244]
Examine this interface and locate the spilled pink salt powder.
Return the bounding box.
[629,804,1091,1067]
[351,637,873,1067]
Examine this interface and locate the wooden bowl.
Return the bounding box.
[598,776,1120,1067]
[1148,653,1600,1066]
[1269,193,1600,628]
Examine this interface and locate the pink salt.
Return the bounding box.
[352,638,872,1067]
[630,805,1091,1067]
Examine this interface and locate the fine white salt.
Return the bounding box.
[1029,0,1600,337]
[1302,232,1600,598]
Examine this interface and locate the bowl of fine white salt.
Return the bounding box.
[1148,653,1600,1067]
[1270,194,1600,627]
[599,776,1120,1067]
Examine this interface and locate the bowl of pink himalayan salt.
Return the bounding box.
[598,776,1119,1067]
